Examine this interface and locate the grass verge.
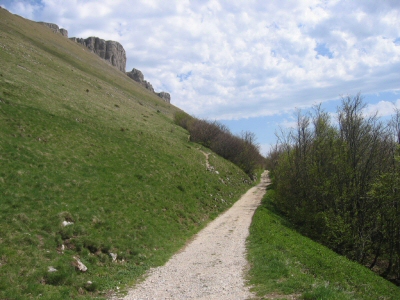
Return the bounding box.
[246,190,400,300]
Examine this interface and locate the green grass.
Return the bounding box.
[0,8,253,299]
[246,189,400,299]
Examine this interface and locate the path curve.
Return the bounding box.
[116,171,270,300]
[199,149,211,170]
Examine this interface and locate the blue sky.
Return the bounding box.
[2,0,400,155]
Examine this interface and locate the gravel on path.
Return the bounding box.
[116,171,270,300]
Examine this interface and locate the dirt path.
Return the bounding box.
[200,150,210,169]
[117,171,270,300]
[199,149,212,171]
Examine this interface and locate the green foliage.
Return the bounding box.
[367,146,400,280]
[0,9,253,299]
[173,110,194,130]
[268,95,400,283]
[247,190,400,299]
[174,112,266,178]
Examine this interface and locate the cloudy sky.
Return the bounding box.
[2,0,400,154]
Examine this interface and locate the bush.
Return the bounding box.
[174,112,265,178]
[173,111,193,130]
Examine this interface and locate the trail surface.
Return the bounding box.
[117,171,270,300]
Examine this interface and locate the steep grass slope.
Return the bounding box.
[0,8,253,299]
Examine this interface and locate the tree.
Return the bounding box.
[268,94,400,281]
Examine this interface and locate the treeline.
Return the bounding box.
[174,111,265,179]
[267,94,400,284]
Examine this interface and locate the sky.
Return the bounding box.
[2,0,400,155]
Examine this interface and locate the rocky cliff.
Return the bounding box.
[127,68,171,103]
[70,37,126,73]
[38,22,68,37]
[37,20,170,103]
[156,92,171,103]
[126,68,155,92]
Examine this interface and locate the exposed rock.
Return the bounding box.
[70,37,126,72]
[126,68,171,103]
[62,220,74,227]
[156,92,171,103]
[48,266,57,272]
[59,28,68,37]
[143,81,155,92]
[35,19,170,101]
[38,22,58,32]
[73,257,87,272]
[126,68,154,92]
[126,68,144,82]
[37,22,68,38]
[109,252,117,262]
[207,165,215,172]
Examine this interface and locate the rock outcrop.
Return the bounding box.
[126,68,170,103]
[156,92,171,103]
[35,19,171,102]
[126,68,154,92]
[70,37,126,73]
[38,22,68,37]
[60,28,68,37]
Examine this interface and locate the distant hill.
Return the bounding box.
[0,7,253,299]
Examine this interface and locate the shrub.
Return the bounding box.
[173,111,193,130]
[174,112,265,178]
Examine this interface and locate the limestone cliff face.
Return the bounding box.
[156,92,171,103]
[126,68,154,93]
[36,19,170,102]
[38,22,68,37]
[126,68,171,103]
[70,37,126,73]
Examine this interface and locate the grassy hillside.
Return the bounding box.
[247,189,400,299]
[0,8,253,299]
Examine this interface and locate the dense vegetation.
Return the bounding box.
[267,94,400,284]
[0,9,253,299]
[174,111,265,179]
[247,189,400,299]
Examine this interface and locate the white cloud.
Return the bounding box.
[363,99,400,118]
[279,118,298,130]
[4,0,400,122]
[2,0,41,19]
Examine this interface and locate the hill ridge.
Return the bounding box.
[0,7,253,299]
[38,20,171,103]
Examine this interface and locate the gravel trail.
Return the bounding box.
[118,171,270,300]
